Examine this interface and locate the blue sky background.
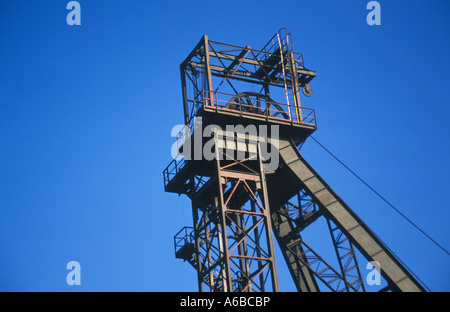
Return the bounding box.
[0,0,449,291]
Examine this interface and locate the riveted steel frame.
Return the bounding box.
[326,217,366,292]
[179,32,316,132]
[186,136,279,292]
[167,30,426,293]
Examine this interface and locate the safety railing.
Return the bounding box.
[163,156,186,189]
[174,226,195,259]
[261,28,293,54]
[259,27,304,68]
[200,90,316,127]
[163,123,192,189]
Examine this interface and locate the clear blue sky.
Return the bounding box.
[0,0,449,291]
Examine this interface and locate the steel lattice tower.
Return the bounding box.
[163,29,426,292]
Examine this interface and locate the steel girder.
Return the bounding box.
[181,135,279,292]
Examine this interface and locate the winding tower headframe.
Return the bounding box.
[163,28,426,292]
